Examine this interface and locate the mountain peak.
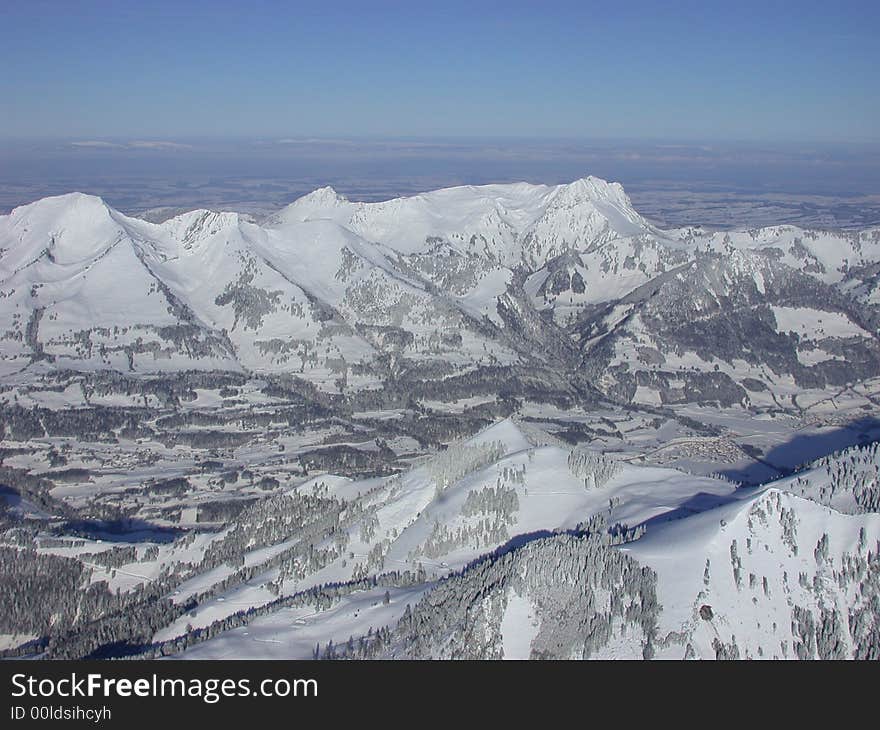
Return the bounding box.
[0,191,141,272]
[268,186,350,226]
[6,191,120,239]
[10,191,113,219]
[159,209,243,252]
[554,176,630,206]
[298,185,348,206]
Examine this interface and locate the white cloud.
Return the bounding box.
[69,140,193,150]
[70,141,125,148]
[128,141,193,150]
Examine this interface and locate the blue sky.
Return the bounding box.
[1,0,878,142]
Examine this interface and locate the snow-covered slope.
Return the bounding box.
[0,194,237,375]
[2,179,879,410]
[142,418,731,647]
[270,177,654,267]
[628,483,880,659]
[282,437,880,660]
[5,400,879,661]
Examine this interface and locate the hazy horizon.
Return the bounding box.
[3,136,880,229]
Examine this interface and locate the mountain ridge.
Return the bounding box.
[2,178,880,416]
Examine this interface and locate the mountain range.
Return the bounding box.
[3,177,879,412]
[2,177,880,660]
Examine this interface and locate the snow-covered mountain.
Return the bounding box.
[3,178,877,416]
[3,178,880,661]
[137,422,877,661]
[324,434,880,660]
